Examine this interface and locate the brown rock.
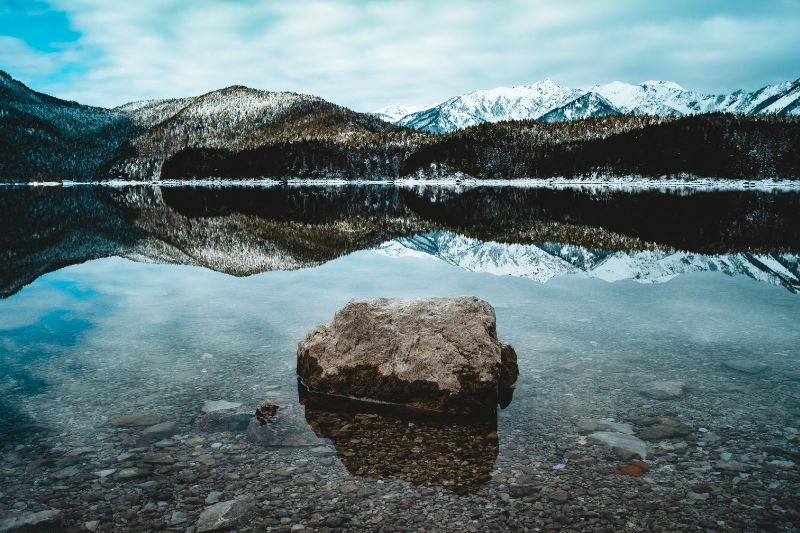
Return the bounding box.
[296,297,518,416]
[615,461,650,477]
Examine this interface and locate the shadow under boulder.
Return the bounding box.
[303,405,500,494]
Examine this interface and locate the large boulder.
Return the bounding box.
[296,297,518,416]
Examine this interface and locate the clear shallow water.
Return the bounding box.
[1,185,799,531]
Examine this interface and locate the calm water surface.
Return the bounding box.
[0,185,798,531]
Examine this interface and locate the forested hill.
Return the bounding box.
[161,114,800,180]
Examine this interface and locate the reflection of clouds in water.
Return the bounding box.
[0,281,94,331]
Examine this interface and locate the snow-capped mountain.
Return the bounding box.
[538,92,619,122]
[376,231,800,292]
[393,80,582,133]
[372,104,430,123]
[381,78,800,132]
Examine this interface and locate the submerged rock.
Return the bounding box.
[0,510,63,532]
[201,400,242,414]
[111,413,160,427]
[196,499,255,532]
[577,418,634,435]
[140,421,177,439]
[588,431,648,460]
[639,380,686,400]
[199,402,253,433]
[723,359,768,374]
[297,297,518,416]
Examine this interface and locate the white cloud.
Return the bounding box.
[10,0,800,110]
[0,36,62,76]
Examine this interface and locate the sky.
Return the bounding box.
[1,0,799,111]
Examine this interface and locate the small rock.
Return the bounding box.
[715,461,751,472]
[640,381,686,400]
[111,413,161,427]
[596,419,635,435]
[723,360,768,374]
[142,452,175,465]
[615,461,650,477]
[295,473,318,486]
[202,400,243,414]
[53,465,80,479]
[325,516,346,527]
[116,467,151,480]
[575,419,599,434]
[0,509,63,532]
[84,520,99,531]
[170,511,188,526]
[196,499,255,532]
[93,469,117,478]
[205,491,224,505]
[140,421,177,438]
[589,431,648,460]
[339,482,359,494]
[309,446,334,457]
[547,488,569,503]
[766,460,795,470]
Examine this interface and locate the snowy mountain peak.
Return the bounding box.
[396,80,581,132]
[385,77,800,132]
[641,80,687,91]
[372,103,430,122]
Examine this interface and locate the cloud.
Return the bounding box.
[0,36,62,76]
[5,0,800,109]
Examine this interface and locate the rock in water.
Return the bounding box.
[196,499,254,532]
[639,380,686,400]
[723,359,768,374]
[588,432,648,460]
[0,510,63,532]
[296,297,519,416]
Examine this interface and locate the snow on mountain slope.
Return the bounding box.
[116,97,196,127]
[757,80,800,115]
[0,70,124,136]
[385,77,800,132]
[397,80,582,132]
[538,92,620,122]
[372,104,430,122]
[376,231,800,292]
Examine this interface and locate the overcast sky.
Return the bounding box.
[1,0,798,110]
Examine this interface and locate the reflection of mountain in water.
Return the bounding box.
[378,232,800,292]
[1,185,799,297]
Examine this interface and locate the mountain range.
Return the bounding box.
[1,69,799,181]
[379,78,800,132]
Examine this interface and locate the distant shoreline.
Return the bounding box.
[3,176,800,192]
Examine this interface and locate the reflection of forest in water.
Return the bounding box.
[1,185,799,297]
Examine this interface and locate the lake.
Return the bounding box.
[1,184,799,531]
